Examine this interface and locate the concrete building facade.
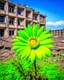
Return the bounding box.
[50,29,64,37]
[0,0,46,38]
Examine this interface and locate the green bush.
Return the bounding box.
[39,57,64,80]
[0,56,34,80]
[0,55,64,80]
[0,61,22,80]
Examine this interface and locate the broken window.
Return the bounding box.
[0,16,5,23]
[8,6,14,13]
[0,3,4,10]
[9,30,14,36]
[9,18,14,25]
[0,29,4,37]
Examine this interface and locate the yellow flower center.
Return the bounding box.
[28,37,39,49]
[30,39,37,45]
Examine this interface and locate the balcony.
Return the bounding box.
[26,11,32,21]
[0,10,5,15]
[33,14,39,23]
[9,25,15,29]
[8,6,15,17]
[8,12,15,17]
[0,2,5,15]
[17,8,24,19]
[26,17,32,21]
[40,20,45,24]
[33,19,39,23]
[18,25,24,29]
[0,23,6,28]
[33,11,39,15]
[18,15,24,19]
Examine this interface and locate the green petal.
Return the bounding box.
[16,49,24,56]
[37,26,44,37]
[38,34,54,41]
[38,47,46,58]
[12,36,27,43]
[38,29,50,38]
[17,48,29,58]
[40,38,54,45]
[12,42,27,46]
[17,50,23,57]
[15,47,25,53]
[24,26,32,37]
[24,52,30,60]
[35,48,43,60]
[27,24,33,37]
[17,30,29,40]
[29,49,35,63]
[11,46,21,50]
[33,24,38,37]
[12,38,20,42]
[39,46,52,56]
[21,47,31,59]
[42,44,54,49]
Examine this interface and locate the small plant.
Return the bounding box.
[56,51,62,62]
[12,23,54,80]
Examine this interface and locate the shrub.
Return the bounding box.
[0,56,34,80]
[0,61,22,80]
[0,54,64,80]
[39,57,64,80]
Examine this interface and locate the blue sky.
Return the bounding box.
[11,0,64,30]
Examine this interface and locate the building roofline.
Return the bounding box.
[51,29,64,31]
[7,0,46,16]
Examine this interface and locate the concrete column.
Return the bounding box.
[30,10,33,19]
[23,19,26,26]
[23,8,26,26]
[14,4,17,17]
[14,5,18,28]
[14,17,17,36]
[14,29,17,36]
[5,1,9,25]
[57,30,58,36]
[38,14,40,28]
[4,1,9,38]
[14,17,17,28]
[14,5,18,36]
[59,30,61,36]
[5,15,9,37]
[4,28,9,38]
[37,14,39,21]
[5,1,8,15]
[24,8,26,18]
[30,10,33,26]
[56,30,58,36]
[32,10,34,20]
[44,17,46,30]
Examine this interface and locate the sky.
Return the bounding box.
[11,0,64,30]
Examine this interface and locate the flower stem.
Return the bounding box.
[34,59,38,80]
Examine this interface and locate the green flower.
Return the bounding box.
[12,24,54,63]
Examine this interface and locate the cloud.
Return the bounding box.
[46,20,64,26]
